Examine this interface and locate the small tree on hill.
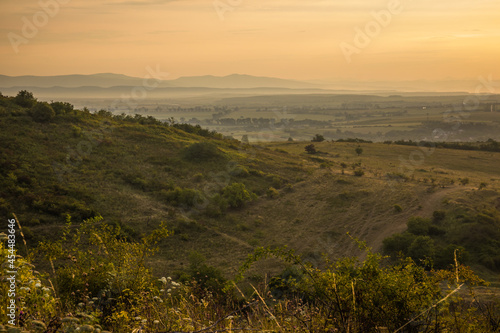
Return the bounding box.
[305,144,316,154]
[14,90,37,108]
[340,162,347,174]
[312,134,325,142]
[355,146,363,156]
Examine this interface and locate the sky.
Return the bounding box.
[1,0,499,82]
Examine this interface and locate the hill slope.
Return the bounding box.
[1,92,500,282]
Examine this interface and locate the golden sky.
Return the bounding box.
[1,0,499,81]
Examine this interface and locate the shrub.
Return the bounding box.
[354,168,364,177]
[407,217,431,235]
[36,216,171,308]
[14,90,37,108]
[305,144,316,154]
[311,134,325,142]
[184,142,221,161]
[161,187,204,207]
[355,146,363,156]
[29,102,55,122]
[267,187,280,198]
[50,101,74,115]
[193,173,204,182]
[432,210,446,222]
[382,232,415,255]
[407,235,435,262]
[222,183,256,208]
[394,204,403,213]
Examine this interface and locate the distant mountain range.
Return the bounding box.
[0,73,320,90]
[0,73,488,100]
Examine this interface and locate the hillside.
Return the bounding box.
[1,91,500,282]
[2,91,500,332]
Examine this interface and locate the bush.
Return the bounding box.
[50,101,74,115]
[355,146,363,156]
[382,232,415,255]
[267,187,280,198]
[184,142,221,161]
[222,183,256,208]
[29,102,55,122]
[394,204,403,213]
[407,217,431,236]
[432,210,446,222]
[354,168,364,177]
[407,235,435,262]
[311,134,325,142]
[14,90,37,108]
[161,187,204,207]
[305,144,316,154]
[36,216,171,308]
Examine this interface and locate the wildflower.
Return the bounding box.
[141,319,147,324]
[134,316,142,321]
[158,277,167,284]
[92,297,98,301]
[167,276,172,281]
[78,302,85,307]
[160,289,165,293]
[35,282,42,288]
[167,289,172,293]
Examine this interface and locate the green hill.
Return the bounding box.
[2,91,500,332]
[2,91,500,280]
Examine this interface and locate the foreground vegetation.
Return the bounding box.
[1,217,499,332]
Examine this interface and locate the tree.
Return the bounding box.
[355,146,363,156]
[408,236,435,262]
[14,90,37,108]
[340,162,347,174]
[305,144,317,154]
[30,102,55,122]
[50,101,74,115]
[311,134,325,142]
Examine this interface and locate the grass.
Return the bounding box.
[2,92,500,282]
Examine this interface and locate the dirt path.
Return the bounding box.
[370,185,472,252]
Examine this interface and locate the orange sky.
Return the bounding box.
[1,0,499,81]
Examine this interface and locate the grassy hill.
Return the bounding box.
[2,91,500,332]
[2,92,500,281]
